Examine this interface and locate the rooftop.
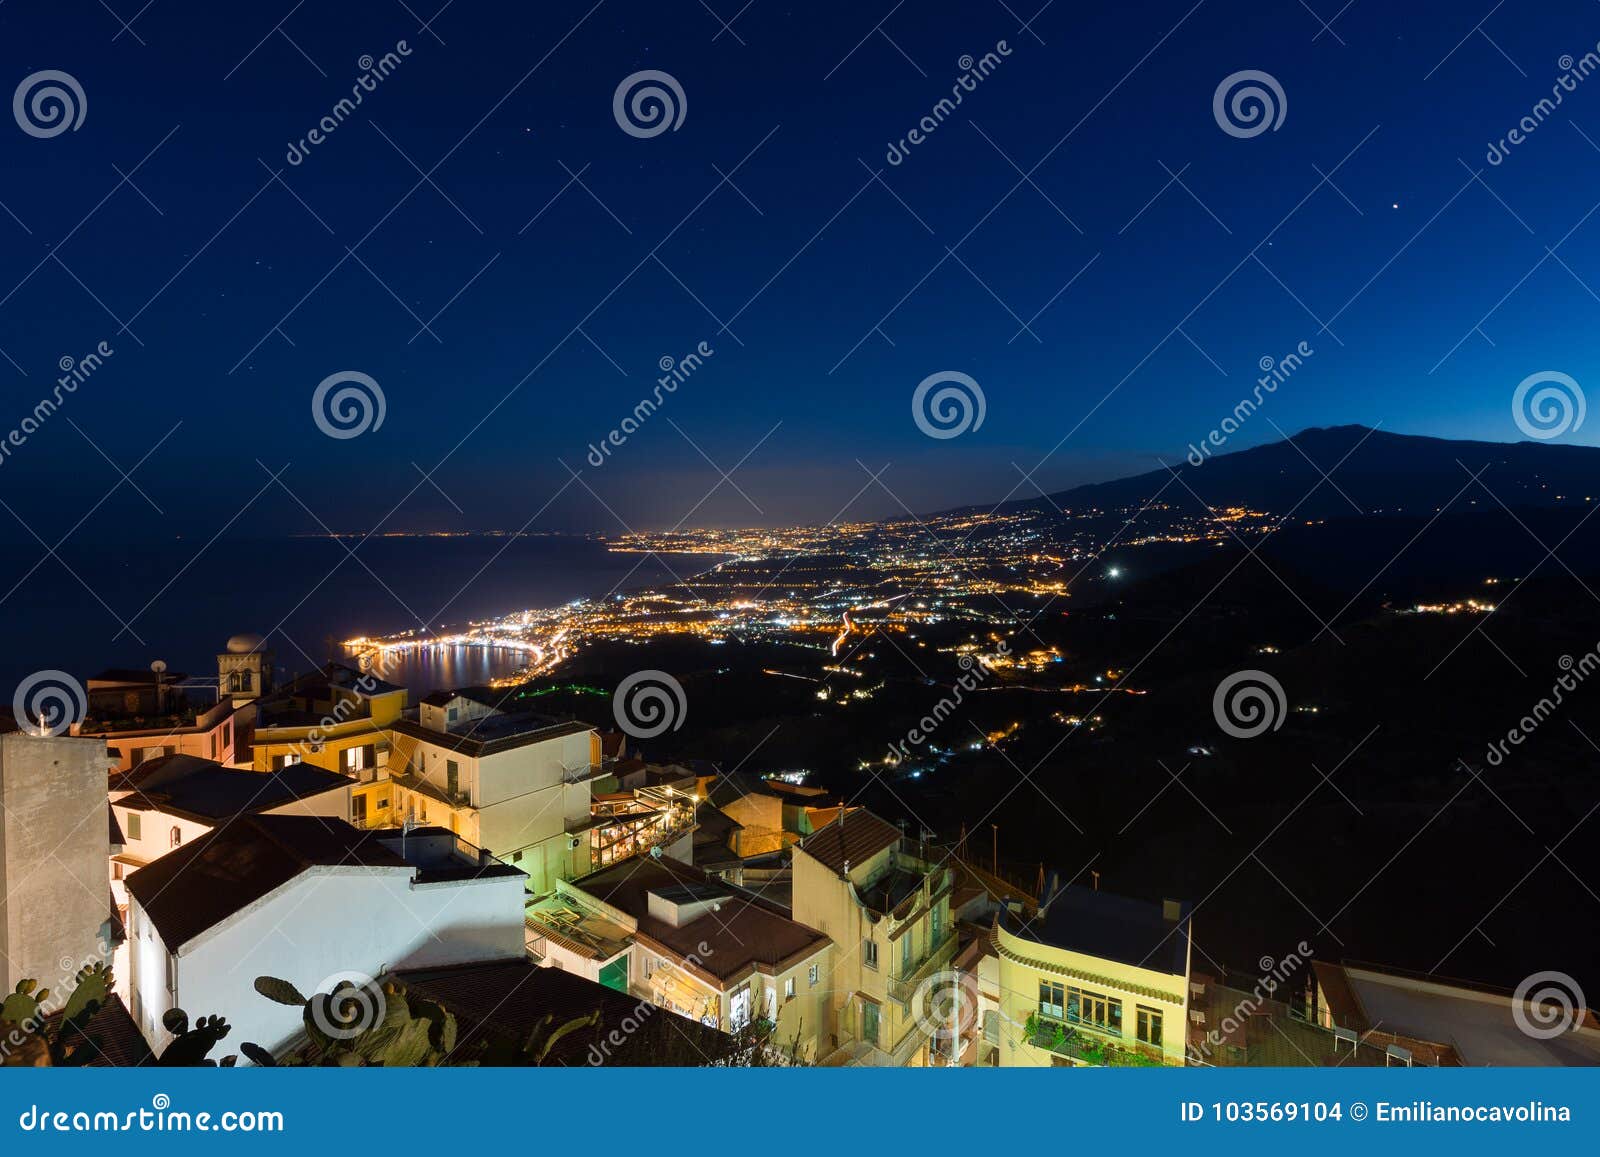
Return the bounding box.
[795,808,902,876]
[570,854,828,987]
[124,815,516,948]
[419,686,504,709]
[526,894,634,961]
[1009,884,1190,977]
[110,755,351,823]
[42,992,151,1067]
[1316,961,1600,1067]
[368,827,524,884]
[388,958,728,1065]
[391,710,592,757]
[1191,973,1458,1067]
[707,770,828,809]
[88,668,191,685]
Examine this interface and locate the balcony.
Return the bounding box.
[1022,1015,1164,1066]
[886,926,958,1005]
[387,769,475,812]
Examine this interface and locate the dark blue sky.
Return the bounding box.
[3,0,1599,538]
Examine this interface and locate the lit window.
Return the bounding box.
[808,963,819,988]
[784,977,795,1000]
[1067,986,1122,1034]
[1039,980,1064,1019]
[1137,1006,1163,1048]
[863,940,878,970]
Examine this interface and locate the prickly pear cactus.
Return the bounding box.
[153,1012,232,1066]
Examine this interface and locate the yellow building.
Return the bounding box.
[993,884,1191,1066]
[708,772,831,857]
[537,854,833,1062]
[249,664,407,828]
[792,809,956,1066]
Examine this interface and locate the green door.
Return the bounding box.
[599,957,628,993]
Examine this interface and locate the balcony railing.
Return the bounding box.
[1024,1015,1164,1066]
[886,927,958,1005]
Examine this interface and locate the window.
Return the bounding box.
[1039,980,1065,1019]
[784,977,795,1001]
[345,746,370,773]
[165,953,177,993]
[931,903,942,945]
[169,826,182,849]
[863,939,878,970]
[862,1001,880,1046]
[730,984,751,1029]
[126,814,141,841]
[447,707,458,723]
[446,759,460,796]
[808,963,819,988]
[1067,986,1122,1035]
[1136,1006,1163,1048]
[112,862,123,881]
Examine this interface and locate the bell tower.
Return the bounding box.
[218,632,274,705]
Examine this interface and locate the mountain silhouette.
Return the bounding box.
[947,425,1600,522]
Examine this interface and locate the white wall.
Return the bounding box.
[406,730,593,873]
[110,788,353,906]
[128,866,526,1057]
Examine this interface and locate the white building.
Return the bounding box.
[123,814,527,1056]
[108,754,354,906]
[388,690,597,894]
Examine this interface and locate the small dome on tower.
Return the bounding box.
[226,632,266,654]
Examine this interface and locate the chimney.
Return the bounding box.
[1162,898,1182,922]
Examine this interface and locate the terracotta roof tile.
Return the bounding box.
[796,808,901,875]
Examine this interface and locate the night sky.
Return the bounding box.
[3,0,1600,539]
